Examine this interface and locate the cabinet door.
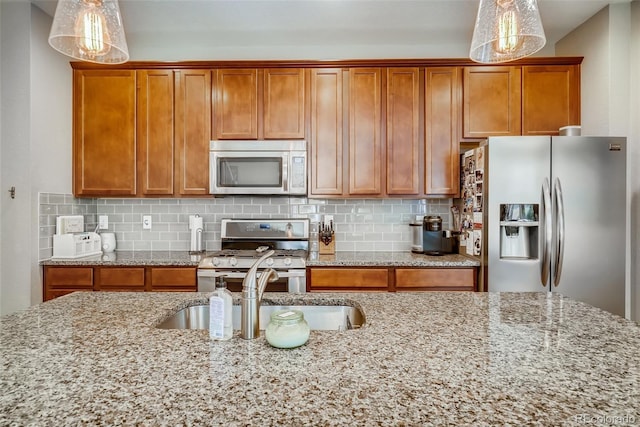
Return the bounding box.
[264,69,305,139]
[349,68,383,196]
[73,70,136,196]
[213,69,258,140]
[95,267,145,291]
[149,267,197,292]
[522,65,580,136]
[310,68,344,195]
[395,268,476,291]
[137,70,175,196]
[386,68,420,195]
[44,266,94,301]
[309,268,388,291]
[175,70,211,196]
[425,67,461,196]
[463,66,521,138]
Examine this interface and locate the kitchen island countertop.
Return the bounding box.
[1,291,638,426]
[41,250,479,268]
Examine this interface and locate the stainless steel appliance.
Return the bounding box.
[462,136,627,317]
[409,216,424,253]
[197,218,309,293]
[422,216,457,255]
[209,140,307,195]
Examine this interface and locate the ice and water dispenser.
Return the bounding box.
[499,204,539,259]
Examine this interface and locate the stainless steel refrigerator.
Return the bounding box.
[461,136,627,317]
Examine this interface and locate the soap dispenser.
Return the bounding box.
[209,275,233,340]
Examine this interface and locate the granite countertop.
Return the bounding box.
[1,291,639,425]
[41,251,480,268]
[41,251,205,266]
[306,251,479,267]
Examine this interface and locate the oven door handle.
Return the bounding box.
[197,269,306,279]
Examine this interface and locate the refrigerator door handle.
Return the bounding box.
[553,178,565,287]
[540,178,552,287]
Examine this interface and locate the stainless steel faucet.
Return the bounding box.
[240,250,279,339]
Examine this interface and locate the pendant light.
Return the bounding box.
[469,0,546,63]
[48,0,129,64]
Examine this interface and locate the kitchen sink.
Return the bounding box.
[156,304,365,331]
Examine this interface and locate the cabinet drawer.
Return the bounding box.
[95,267,145,291]
[44,267,94,289]
[395,268,476,291]
[150,267,197,291]
[309,268,388,290]
[44,288,92,301]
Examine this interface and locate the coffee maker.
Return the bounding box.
[422,216,457,256]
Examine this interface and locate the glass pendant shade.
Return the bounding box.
[470,0,546,63]
[48,0,129,64]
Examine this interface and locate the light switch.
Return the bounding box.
[143,215,152,230]
[98,215,108,230]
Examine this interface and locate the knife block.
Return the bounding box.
[319,238,335,255]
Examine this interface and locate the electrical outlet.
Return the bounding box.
[98,215,108,230]
[143,215,152,230]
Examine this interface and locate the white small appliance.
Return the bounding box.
[53,215,102,259]
[101,233,116,253]
[189,214,204,253]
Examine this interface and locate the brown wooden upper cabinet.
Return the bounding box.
[137,69,175,196]
[309,68,384,197]
[72,59,581,198]
[213,68,305,140]
[386,68,420,196]
[73,68,210,197]
[463,64,580,139]
[425,67,461,196]
[349,68,384,196]
[310,66,455,198]
[522,65,580,136]
[310,68,344,195]
[463,66,522,138]
[175,69,211,196]
[73,69,137,196]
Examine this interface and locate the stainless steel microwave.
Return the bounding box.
[209,140,307,195]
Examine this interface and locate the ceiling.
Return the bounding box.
[32,0,630,61]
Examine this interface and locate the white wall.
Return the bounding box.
[1,0,32,315]
[0,2,72,315]
[556,2,639,320]
[0,1,3,314]
[630,0,640,321]
[29,5,73,307]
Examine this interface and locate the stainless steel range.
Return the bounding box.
[197,218,309,293]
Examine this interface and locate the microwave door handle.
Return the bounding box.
[282,153,289,192]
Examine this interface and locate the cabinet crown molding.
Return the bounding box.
[70,57,584,70]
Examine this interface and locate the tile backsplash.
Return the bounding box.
[39,193,451,260]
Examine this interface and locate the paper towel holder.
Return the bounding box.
[189,214,205,254]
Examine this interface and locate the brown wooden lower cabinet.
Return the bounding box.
[43,266,94,301]
[309,268,389,291]
[394,268,476,291]
[43,266,197,301]
[95,267,146,291]
[149,267,197,292]
[308,266,477,292]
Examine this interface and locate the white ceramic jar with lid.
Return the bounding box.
[265,309,310,349]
